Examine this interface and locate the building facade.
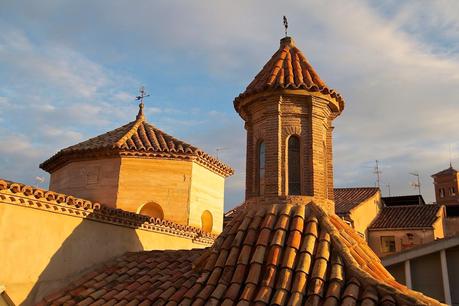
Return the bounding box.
[432,166,459,206]
[383,235,459,305]
[40,106,233,234]
[368,205,445,257]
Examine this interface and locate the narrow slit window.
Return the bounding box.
[258,141,266,195]
[288,136,301,195]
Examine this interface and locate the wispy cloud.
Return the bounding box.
[1,0,459,208]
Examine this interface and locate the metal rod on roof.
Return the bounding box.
[374,160,382,189]
[283,16,288,37]
[409,172,422,199]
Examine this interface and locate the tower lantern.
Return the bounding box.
[234,36,344,213]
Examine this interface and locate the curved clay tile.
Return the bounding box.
[40,115,234,177]
[40,202,442,305]
[235,36,344,106]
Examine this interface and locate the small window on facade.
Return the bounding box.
[288,136,301,195]
[449,187,456,196]
[406,233,414,240]
[258,141,266,196]
[440,188,445,198]
[381,236,396,253]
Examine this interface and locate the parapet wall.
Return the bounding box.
[0,179,214,305]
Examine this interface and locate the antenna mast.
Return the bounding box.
[386,184,391,197]
[374,160,382,188]
[409,172,421,196]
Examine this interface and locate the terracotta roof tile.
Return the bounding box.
[42,202,443,305]
[39,114,233,177]
[369,205,442,229]
[234,37,344,111]
[334,187,380,214]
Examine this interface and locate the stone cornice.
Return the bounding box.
[0,179,216,245]
[42,149,234,178]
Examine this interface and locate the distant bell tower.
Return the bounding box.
[234,36,344,213]
[432,165,459,205]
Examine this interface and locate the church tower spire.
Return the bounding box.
[234,36,344,212]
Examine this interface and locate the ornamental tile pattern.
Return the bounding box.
[0,179,215,244]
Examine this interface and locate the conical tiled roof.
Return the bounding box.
[42,202,442,305]
[234,37,344,110]
[40,109,234,177]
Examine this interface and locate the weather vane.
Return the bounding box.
[135,86,150,119]
[135,86,150,108]
[283,16,288,37]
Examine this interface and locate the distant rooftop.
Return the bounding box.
[432,165,457,177]
[334,187,380,215]
[369,205,442,230]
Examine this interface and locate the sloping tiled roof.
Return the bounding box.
[432,166,457,177]
[223,202,247,228]
[40,108,234,177]
[42,203,441,305]
[234,37,344,109]
[382,195,425,206]
[39,249,206,305]
[369,205,442,230]
[334,187,380,215]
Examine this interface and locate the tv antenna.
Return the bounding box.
[374,160,382,188]
[409,172,421,196]
[283,16,288,37]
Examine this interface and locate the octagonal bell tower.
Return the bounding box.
[234,36,344,213]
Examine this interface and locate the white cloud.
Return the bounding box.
[2,0,459,205]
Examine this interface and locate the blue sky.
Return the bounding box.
[1,1,459,210]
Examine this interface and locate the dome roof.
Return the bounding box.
[235,37,344,111]
[40,107,233,177]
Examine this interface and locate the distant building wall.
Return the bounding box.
[368,229,437,257]
[445,217,459,236]
[348,191,381,239]
[49,158,121,207]
[188,163,225,234]
[117,157,193,225]
[0,184,213,305]
[433,172,459,205]
[383,237,459,305]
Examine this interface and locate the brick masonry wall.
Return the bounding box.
[240,92,339,208]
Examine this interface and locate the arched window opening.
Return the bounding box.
[201,210,213,233]
[258,141,266,195]
[138,202,164,219]
[288,136,301,195]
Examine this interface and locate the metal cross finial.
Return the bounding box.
[283,16,288,37]
[136,86,150,107]
[135,86,150,119]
